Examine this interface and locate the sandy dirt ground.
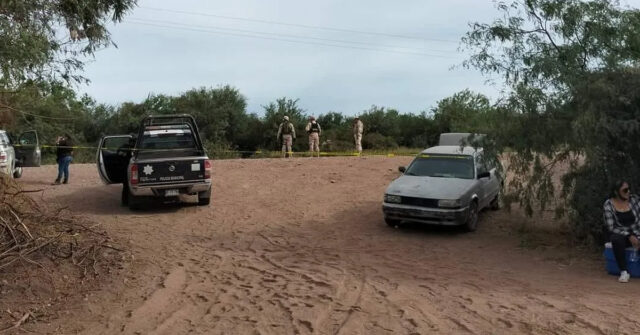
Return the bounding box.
[12,157,640,334]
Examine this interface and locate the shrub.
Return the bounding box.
[363,133,398,150]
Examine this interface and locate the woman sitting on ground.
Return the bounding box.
[603,180,640,283]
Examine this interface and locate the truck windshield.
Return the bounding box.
[405,154,474,179]
[139,128,196,151]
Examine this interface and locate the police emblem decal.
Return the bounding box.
[143,165,154,176]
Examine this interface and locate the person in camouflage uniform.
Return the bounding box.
[277,116,296,158]
[305,116,321,157]
[353,116,363,154]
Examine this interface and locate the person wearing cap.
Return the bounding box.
[353,116,364,154]
[305,116,322,157]
[277,116,296,158]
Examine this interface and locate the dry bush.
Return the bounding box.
[0,174,122,332]
[0,175,120,274]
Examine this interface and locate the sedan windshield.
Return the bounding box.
[405,154,474,179]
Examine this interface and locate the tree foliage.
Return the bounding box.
[3,83,497,160]
[5,82,92,143]
[463,0,640,242]
[433,90,492,133]
[262,97,307,151]
[0,0,137,87]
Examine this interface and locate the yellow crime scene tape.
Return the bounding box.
[14,144,419,158]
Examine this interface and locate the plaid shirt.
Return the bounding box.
[603,195,640,236]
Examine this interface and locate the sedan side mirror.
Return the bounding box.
[398,166,406,173]
[478,171,491,179]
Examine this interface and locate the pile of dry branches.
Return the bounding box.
[0,174,120,275]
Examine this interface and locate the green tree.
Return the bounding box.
[0,82,100,163]
[262,97,307,151]
[316,112,353,151]
[317,112,344,132]
[236,113,265,152]
[462,0,640,242]
[173,86,248,149]
[107,95,172,136]
[397,112,437,148]
[358,106,401,149]
[0,0,137,88]
[84,102,117,144]
[6,82,90,142]
[432,90,492,135]
[359,106,401,139]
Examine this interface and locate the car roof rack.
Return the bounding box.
[141,114,197,127]
[137,114,205,152]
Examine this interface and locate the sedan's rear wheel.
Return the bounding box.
[490,189,502,210]
[465,201,479,232]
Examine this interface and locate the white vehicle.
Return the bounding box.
[382,133,502,231]
[0,130,41,178]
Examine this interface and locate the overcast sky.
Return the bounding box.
[78,0,639,116]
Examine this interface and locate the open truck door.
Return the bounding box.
[15,130,41,167]
[97,135,133,184]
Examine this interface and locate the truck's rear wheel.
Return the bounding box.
[128,194,143,210]
[198,190,211,206]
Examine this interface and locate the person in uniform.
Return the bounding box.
[305,116,321,157]
[277,116,296,158]
[353,116,364,154]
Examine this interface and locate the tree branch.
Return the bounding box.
[527,7,562,55]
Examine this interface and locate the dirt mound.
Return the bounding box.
[0,175,122,332]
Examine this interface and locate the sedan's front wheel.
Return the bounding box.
[385,217,401,228]
[12,165,22,179]
[465,201,479,232]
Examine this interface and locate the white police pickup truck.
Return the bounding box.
[382,133,502,231]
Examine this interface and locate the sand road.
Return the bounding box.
[16,157,640,334]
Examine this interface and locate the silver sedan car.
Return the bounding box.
[382,144,502,231]
[0,130,41,178]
